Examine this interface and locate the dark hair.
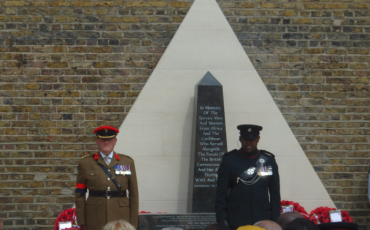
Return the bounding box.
[277,212,304,228]
[283,218,318,230]
[204,223,230,230]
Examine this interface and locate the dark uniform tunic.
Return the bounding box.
[215,149,280,229]
[75,152,139,230]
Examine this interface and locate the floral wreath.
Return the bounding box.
[54,208,80,230]
[280,200,309,219]
[309,206,353,224]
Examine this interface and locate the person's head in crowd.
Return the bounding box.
[277,212,304,228]
[205,223,231,230]
[283,218,318,230]
[254,220,282,230]
[237,225,266,230]
[103,220,136,230]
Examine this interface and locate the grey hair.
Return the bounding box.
[102,220,136,230]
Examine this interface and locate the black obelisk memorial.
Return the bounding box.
[190,71,227,213]
[138,72,225,230]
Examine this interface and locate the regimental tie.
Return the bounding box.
[104,156,110,166]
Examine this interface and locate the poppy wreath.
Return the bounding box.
[54,208,80,230]
[309,206,353,224]
[280,200,309,219]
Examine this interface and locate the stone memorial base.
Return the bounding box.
[138,213,216,230]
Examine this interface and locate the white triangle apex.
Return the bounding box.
[116,0,335,213]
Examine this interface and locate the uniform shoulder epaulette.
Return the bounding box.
[261,150,275,157]
[117,153,133,160]
[222,149,238,157]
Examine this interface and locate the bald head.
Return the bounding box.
[277,212,304,228]
[254,220,282,230]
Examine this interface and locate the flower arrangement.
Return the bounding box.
[54,208,80,230]
[340,210,353,223]
[280,200,309,219]
[309,206,353,224]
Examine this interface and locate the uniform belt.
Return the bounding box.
[89,190,126,199]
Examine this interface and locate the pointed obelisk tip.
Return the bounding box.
[197,71,221,86]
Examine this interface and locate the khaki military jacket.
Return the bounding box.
[75,152,139,230]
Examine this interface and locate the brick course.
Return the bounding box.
[0,0,369,229]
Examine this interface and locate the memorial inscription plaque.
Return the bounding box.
[139,214,217,230]
[191,72,227,213]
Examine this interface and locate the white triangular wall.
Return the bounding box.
[115,0,335,213]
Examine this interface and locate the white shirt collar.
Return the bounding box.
[100,151,114,159]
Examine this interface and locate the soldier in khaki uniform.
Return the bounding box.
[75,126,139,230]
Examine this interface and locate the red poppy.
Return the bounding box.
[309,207,354,225]
[54,208,80,230]
[280,200,309,219]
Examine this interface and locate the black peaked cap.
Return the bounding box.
[237,124,262,139]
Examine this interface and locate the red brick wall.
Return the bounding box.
[0,0,369,229]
